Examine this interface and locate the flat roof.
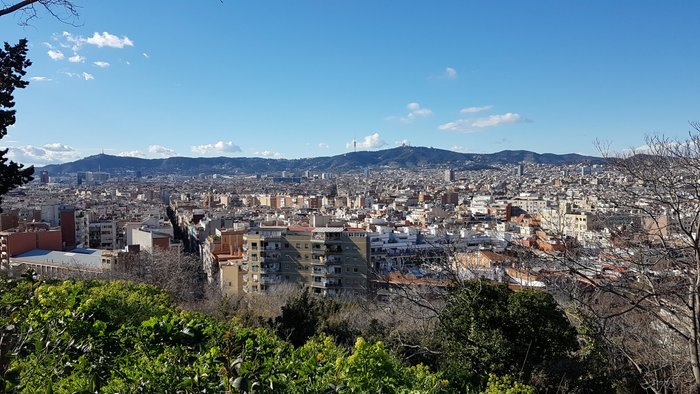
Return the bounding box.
[13,248,104,269]
[312,227,345,233]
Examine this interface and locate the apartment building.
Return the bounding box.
[242,226,371,296]
[89,221,117,250]
[201,227,246,293]
[0,228,62,268]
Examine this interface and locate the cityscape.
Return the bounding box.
[2,1,700,393]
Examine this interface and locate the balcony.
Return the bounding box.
[260,275,282,285]
[260,262,280,272]
[311,278,342,288]
[325,256,342,264]
[311,233,342,243]
[327,265,343,276]
[325,246,343,254]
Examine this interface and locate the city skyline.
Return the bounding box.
[1,1,699,165]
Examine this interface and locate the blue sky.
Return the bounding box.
[1,1,699,164]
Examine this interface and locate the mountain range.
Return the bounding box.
[38,146,604,176]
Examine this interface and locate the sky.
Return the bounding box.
[1,1,699,165]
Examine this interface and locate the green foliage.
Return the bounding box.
[0,275,446,393]
[480,374,535,394]
[274,290,355,347]
[438,280,579,391]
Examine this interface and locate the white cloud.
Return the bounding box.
[346,133,386,150]
[42,143,75,152]
[63,71,93,80]
[93,61,110,68]
[395,139,410,146]
[29,76,51,82]
[60,31,83,51]
[43,42,54,49]
[142,52,150,59]
[472,113,523,128]
[396,102,433,123]
[318,143,329,149]
[191,140,242,155]
[460,105,493,114]
[58,31,134,51]
[86,32,134,48]
[254,150,284,159]
[68,54,85,63]
[47,50,64,60]
[148,144,177,157]
[118,150,145,158]
[438,112,526,133]
[451,145,466,152]
[445,67,458,79]
[4,144,80,165]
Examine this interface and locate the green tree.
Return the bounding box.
[438,280,579,391]
[1,276,448,393]
[274,290,354,347]
[0,39,34,213]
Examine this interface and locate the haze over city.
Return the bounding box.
[1,1,699,165]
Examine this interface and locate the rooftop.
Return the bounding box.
[13,248,104,270]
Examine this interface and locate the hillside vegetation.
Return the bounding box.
[0,274,630,393]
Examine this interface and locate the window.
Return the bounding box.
[304,243,309,249]
[353,267,359,273]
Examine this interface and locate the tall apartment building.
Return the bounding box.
[444,168,455,182]
[242,226,371,296]
[89,221,117,250]
[59,206,89,249]
[77,171,110,185]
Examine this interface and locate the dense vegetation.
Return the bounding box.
[0,273,635,393]
[0,275,448,393]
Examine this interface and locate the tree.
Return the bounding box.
[274,290,354,347]
[438,280,579,391]
[569,126,700,393]
[0,0,79,25]
[0,39,34,213]
[1,276,448,393]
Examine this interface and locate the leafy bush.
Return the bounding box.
[1,275,447,393]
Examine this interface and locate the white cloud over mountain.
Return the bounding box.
[346,133,386,150]
[191,141,242,155]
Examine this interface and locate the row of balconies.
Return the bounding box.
[244,273,282,285]
[311,266,343,276]
[260,262,280,272]
[311,278,342,288]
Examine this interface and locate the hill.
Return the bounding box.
[38,146,603,176]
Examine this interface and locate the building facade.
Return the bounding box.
[242,226,371,296]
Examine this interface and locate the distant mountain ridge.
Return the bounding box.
[38,146,604,176]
